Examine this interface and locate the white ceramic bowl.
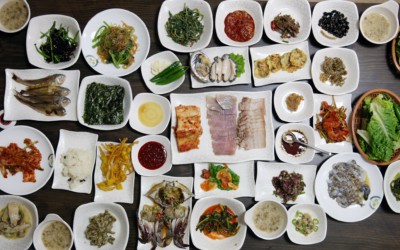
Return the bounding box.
[77,75,132,131]
[311,48,359,95]
[244,200,288,240]
[274,81,314,122]
[33,214,73,250]
[190,196,247,250]
[287,204,327,245]
[131,135,172,176]
[129,93,171,135]
[311,0,359,47]
[141,51,185,94]
[158,0,213,53]
[0,0,30,33]
[215,0,263,47]
[359,0,399,45]
[275,123,315,164]
[264,0,311,44]
[384,160,400,213]
[26,15,81,69]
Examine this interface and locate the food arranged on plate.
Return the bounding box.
[271,14,300,41]
[200,163,240,192]
[85,210,116,247]
[150,60,188,85]
[174,105,203,153]
[0,202,32,238]
[272,170,306,203]
[319,57,347,86]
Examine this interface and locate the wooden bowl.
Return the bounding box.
[391,29,400,73]
[351,88,400,166]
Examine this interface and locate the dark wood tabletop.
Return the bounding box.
[1,0,400,249]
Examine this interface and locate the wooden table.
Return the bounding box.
[0,1,399,249]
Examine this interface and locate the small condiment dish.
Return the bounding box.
[360,0,399,45]
[141,51,185,94]
[158,0,213,53]
[0,0,30,33]
[311,48,359,95]
[26,14,81,69]
[275,123,315,164]
[264,0,311,44]
[215,0,263,47]
[274,81,314,122]
[77,75,132,131]
[384,160,400,213]
[33,214,73,250]
[131,135,172,176]
[311,0,359,47]
[287,204,327,245]
[129,93,171,135]
[244,200,288,240]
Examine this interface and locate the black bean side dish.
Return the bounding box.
[318,10,349,38]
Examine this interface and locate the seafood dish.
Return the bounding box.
[0,202,32,239]
[174,105,203,152]
[200,163,240,192]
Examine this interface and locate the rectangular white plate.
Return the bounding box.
[312,94,353,153]
[138,175,193,250]
[250,41,311,86]
[94,141,135,204]
[4,68,80,121]
[255,162,317,204]
[191,46,251,88]
[170,91,275,164]
[52,129,98,193]
[194,161,255,199]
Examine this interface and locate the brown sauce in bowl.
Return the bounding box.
[281,130,307,157]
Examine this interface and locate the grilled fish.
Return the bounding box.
[19,86,70,96]
[12,73,66,89]
[14,91,71,107]
[15,94,67,116]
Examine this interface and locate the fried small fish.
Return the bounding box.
[15,94,67,116]
[12,73,66,89]
[14,91,71,108]
[19,86,70,96]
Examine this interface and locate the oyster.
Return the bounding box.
[190,52,212,83]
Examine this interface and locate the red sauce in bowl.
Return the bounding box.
[224,10,255,42]
[138,141,167,170]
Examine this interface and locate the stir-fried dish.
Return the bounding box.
[320,56,347,86]
[271,14,300,40]
[272,170,305,203]
[200,163,240,191]
[85,210,116,247]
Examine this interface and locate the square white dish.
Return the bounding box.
[170,91,274,164]
[250,41,311,86]
[52,129,98,193]
[311,48,359,95]
[264,0,311,44]
[194,161,255,199]
[313,94,353,154]
[94,141,135,204]
[26,14,81,69]
[255,162,317,204]
[190,46,251,88]
[4,68,79,121]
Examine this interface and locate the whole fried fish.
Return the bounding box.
[15,94,67,116]
[19,86,70,96]
[14,91,71,107]
[12,73,66,89]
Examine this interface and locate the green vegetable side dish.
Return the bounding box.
[83,82,125,125]
[209,163,239,190]
[396,34,400,65]
[165,4,204,47]
[391,172,400,201]
[35,21,78,64]
[229,53,245,78]
[150,61,188,85]
[357,94,400,162]
[292,211,319,236]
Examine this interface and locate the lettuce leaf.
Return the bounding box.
[229,53,245,77]
[209,163,240,190]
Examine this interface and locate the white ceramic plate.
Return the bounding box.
[311,48,359,95]
[141,51,185,94]
[255,162,317,204]
[384,160,400,213]
[194,161,255,199]
[275,123,315,164]
[131,135,172,176]
[0,0,30,33]
[190,196,247,250]
[170,91,274,164]
[274,81,314,122]
[0,195,38,250]
[287,204,327,245]
[190,46,252,88]
[33,214,73,250]
[137,175,193,250]
[77,75,132,131]
[73,202,129,250]
[81,8,150,76]
[311,0,359,47]
[0,126,54,195]
[4,68,79,121]
[314,152,383,222]
[264,0,311,44]
[215,0,263,47]
[250,41,311,86]
[94,141,135,204]
[129,93,171,135]
[52,129,98,193]
[26,14,81,69]
[312,94,352,154]
[158,0,213,53]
